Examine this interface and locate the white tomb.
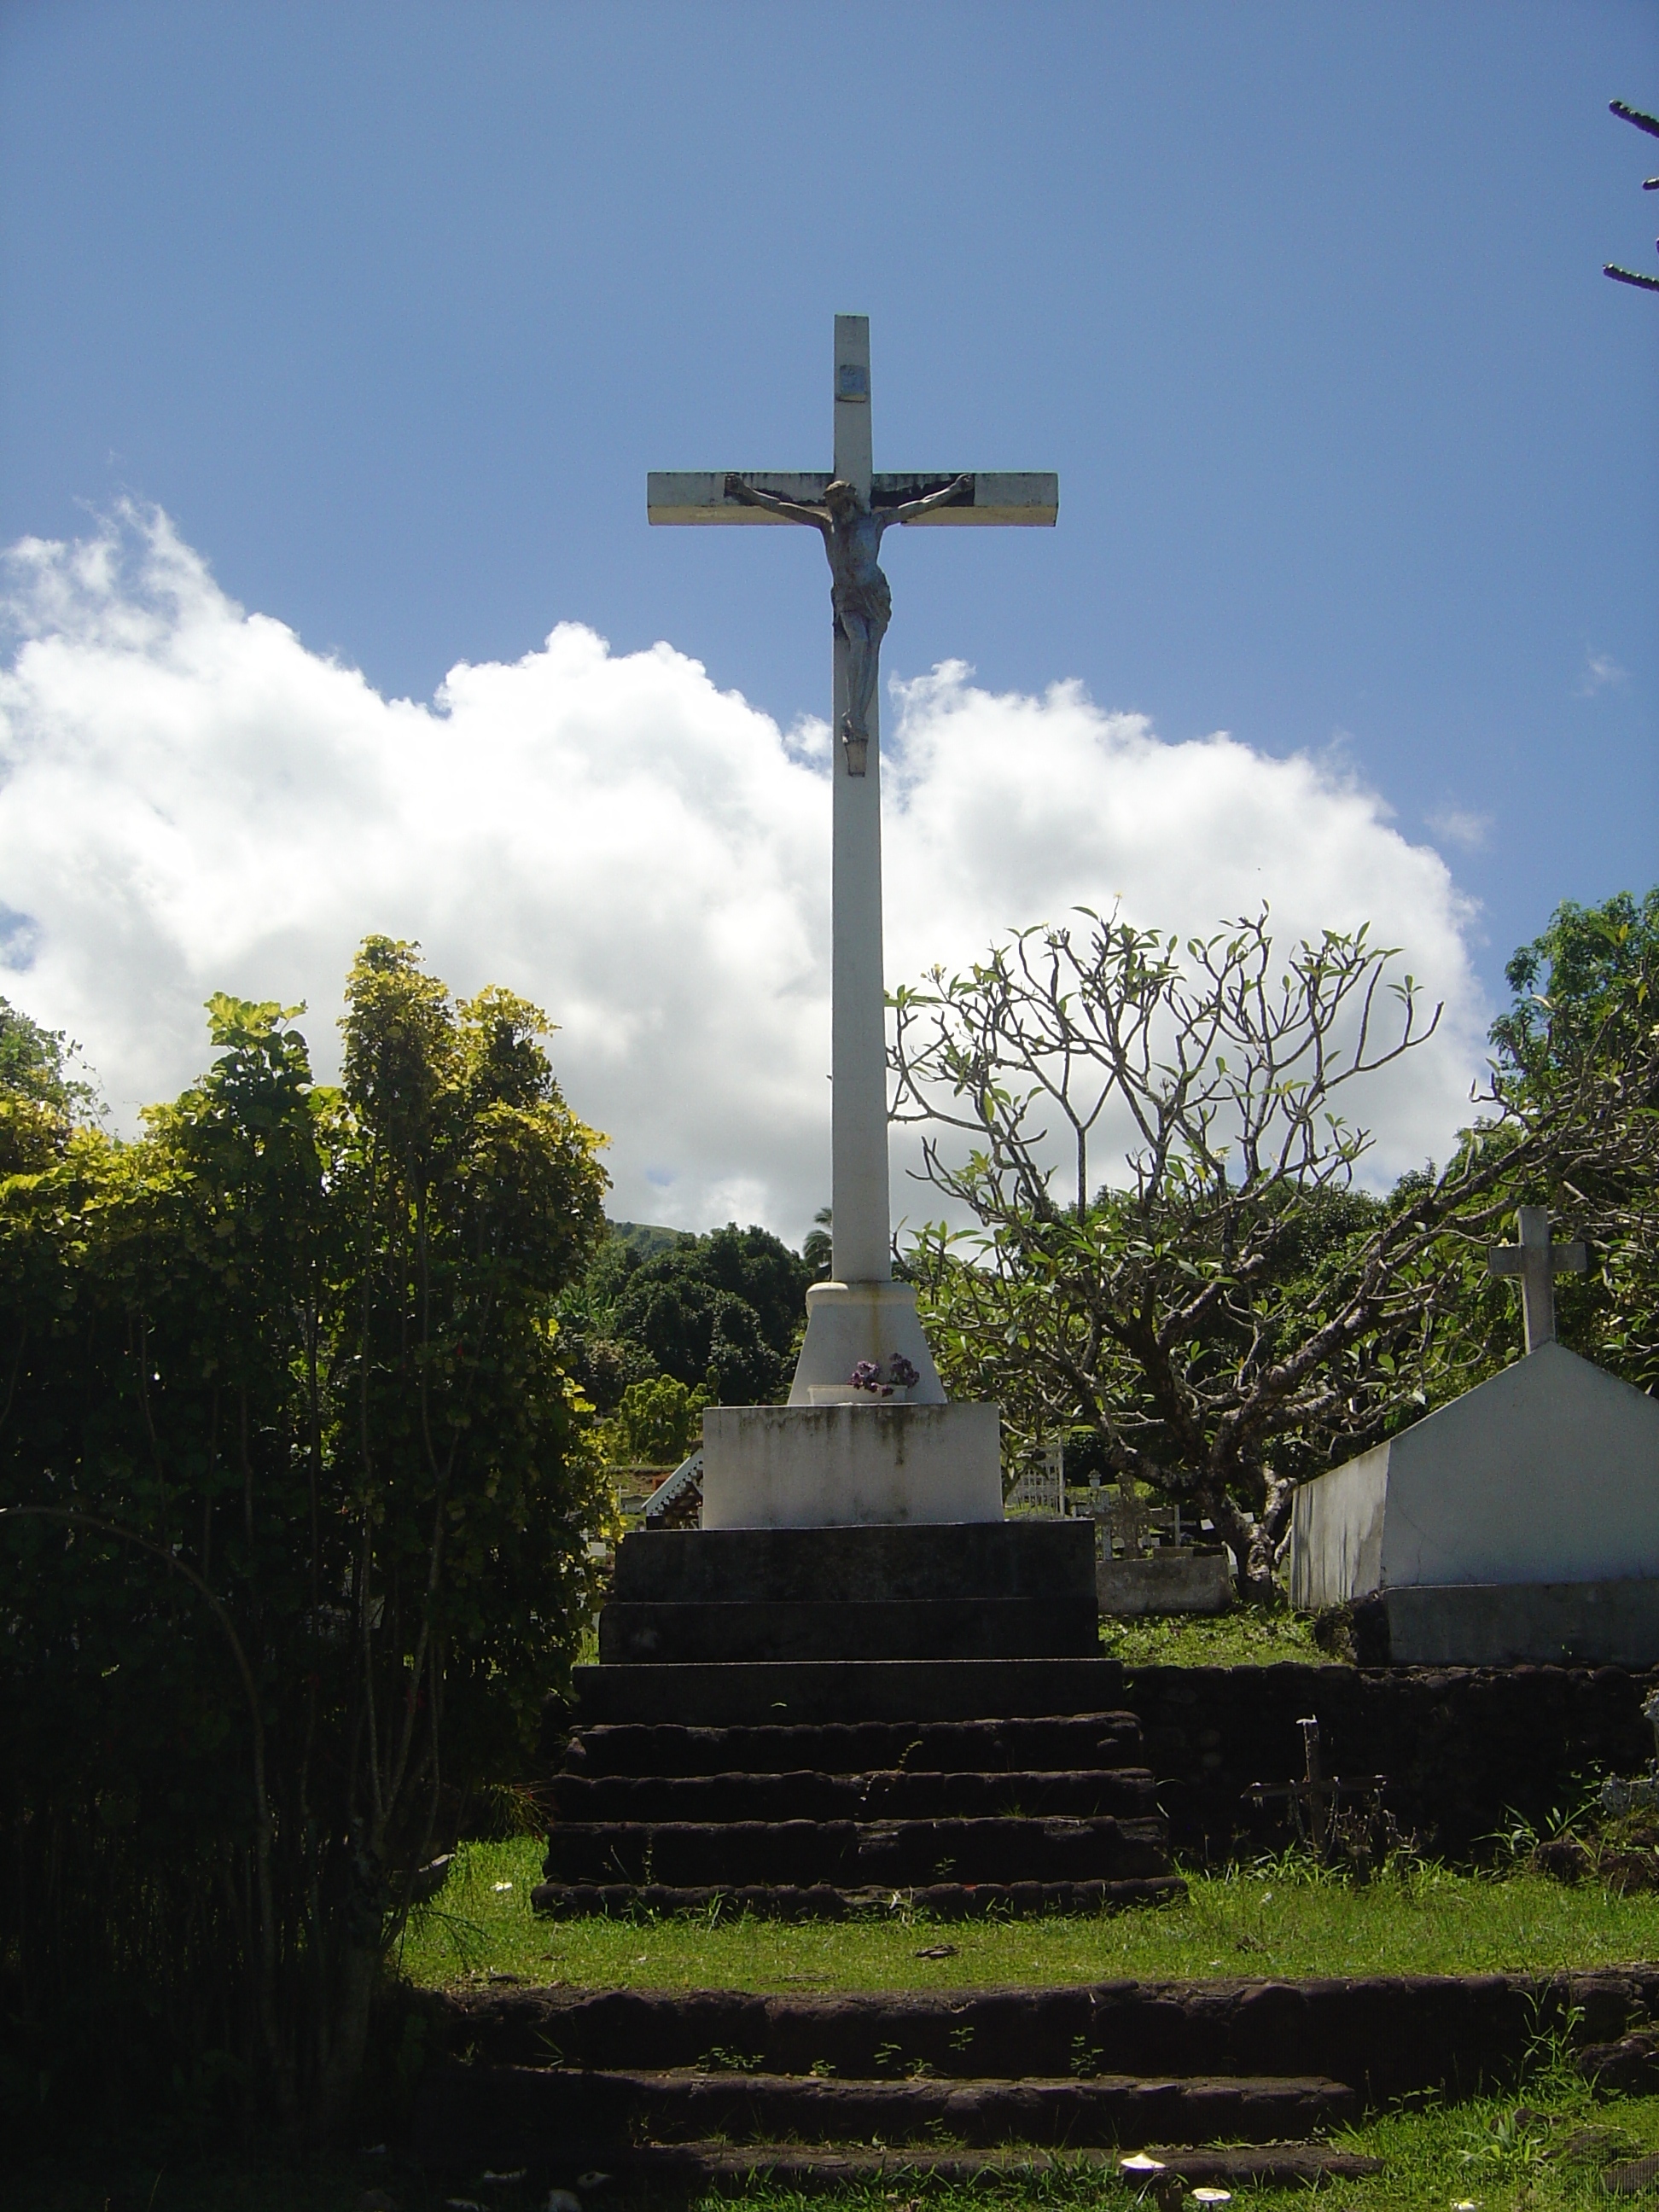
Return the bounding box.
[649,317,1056,1530]
[1291,1339,1659,1604]
[1291,1210,1659,1662]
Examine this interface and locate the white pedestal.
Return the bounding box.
[788,1278,946,1404]
[701,1403,1004,1529]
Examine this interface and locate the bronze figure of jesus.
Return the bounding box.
[723,472,972,758]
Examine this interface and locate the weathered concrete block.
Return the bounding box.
[701,1403,1002,1528]
[616,1521,1093,1604]
[597,1593,1097,1663]
[1098,1551,1232,1617]
[1371,1577,1659,1667]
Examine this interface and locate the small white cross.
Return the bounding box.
[1487,1205,1588,1353]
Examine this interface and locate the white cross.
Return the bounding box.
[648,317,1056,1296]
[1487,1205,1588,1353]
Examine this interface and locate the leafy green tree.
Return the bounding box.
[602,1373,709,1465]
[803,1204,834,1280]
[0,996,99,1173]
[1487,888,1658,1390]
[564,1220,810,1408]
[0,940,609,2134]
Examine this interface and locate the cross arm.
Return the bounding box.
[648,470,1058,525]
[1487,1243,1589,1278]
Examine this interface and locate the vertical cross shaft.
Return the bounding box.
[829,315,890,1285]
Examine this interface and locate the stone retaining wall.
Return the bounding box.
[1121,1662,1659,1861]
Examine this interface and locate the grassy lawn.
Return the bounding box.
[399,1837,1659,1991]
[15,2089,1659,2211]
[1101,1610,1333,1666]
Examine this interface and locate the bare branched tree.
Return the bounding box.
[890,906,1651,1602]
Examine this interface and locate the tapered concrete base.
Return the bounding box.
[788,1279,946,1404]
[701,1402,1002,1528]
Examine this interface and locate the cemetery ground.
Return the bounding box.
[15,1852,1659,2211]
[19,2091,1659,2212]
[405,1837,1659,1990]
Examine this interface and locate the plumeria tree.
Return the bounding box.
[891,903,1655,1602]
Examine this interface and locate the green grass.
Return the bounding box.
[14,2090,1659,2211]
[1101,1610,1333,1666]
[399,1837,1659,1992]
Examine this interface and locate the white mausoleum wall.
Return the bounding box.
[1290,1342,1659,1609]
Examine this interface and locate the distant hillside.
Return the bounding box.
[607,1217,688,1260]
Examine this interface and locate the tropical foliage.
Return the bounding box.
[0,940,609,2134]
[601,1372,710,1465]
[560,1219,811,1419]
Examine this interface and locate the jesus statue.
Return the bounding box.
[723,471,973,761]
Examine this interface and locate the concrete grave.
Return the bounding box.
[1085,1474,1235,1616]
[1098,1551,1233,1617]
[1292,1341,1659,1604]
[1291,1213,1659,1666]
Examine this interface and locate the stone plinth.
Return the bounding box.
[1358,1577,1659,1668]
[597,1519,1096,1664]
[701,1402,1001,1529]
[563,1654,1126,1726]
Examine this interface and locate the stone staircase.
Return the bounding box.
[412,1965,1659,2192]
[541,1526,1185,1918]
[486,1532,1346,2186]
[415,1981,1382,2193]
[534,1705,1185,1919]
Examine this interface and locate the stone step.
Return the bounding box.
[548,1766,1160,1823]
[530,1877,1187,1919]
[540,1813,1175,1889]
[416,2063,1358,2164]
[597,1597,1098,1664]
[440,1970,1659,2094]
[558,1713,1146,1777]
[562,1656,1129,1729]
[514,2142,1385,2194]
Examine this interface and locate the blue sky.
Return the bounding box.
[0,3,1654,1232]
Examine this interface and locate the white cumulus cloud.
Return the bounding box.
[0,507,1490,1244]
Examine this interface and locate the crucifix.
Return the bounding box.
[1487,1205,1588,1354]
[649,317,1056,1400]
